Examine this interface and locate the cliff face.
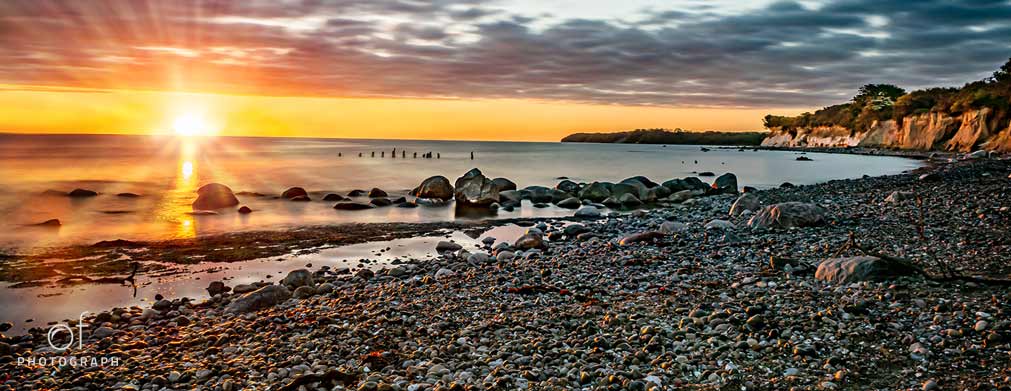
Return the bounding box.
[762,108,1011,152]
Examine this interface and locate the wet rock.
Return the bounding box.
[621,175,659,188]
[192,183,239,210]
[698,172,715,177]
[323,193,345,201]
[729,193,760,217]
[815,256,918,284]
[32,219,61,227]
[490,178,517,192]
[225,285,292,314]
[414,176,454,200]
[454,168,499,207]
[574,206,602,219]
[282,269,314,288]
[233,284,257,294]
[237,206,253,214]
[117,192,140,198]
[556,197,581,209]
[281,187,308,200]
[712,173,738,194]
[68,188,98,197]
[618,231,664,246]
[748,202,827,229]
[556,180,580,194]
[885,191,915,203]
[414,198,448,206]
[368,188,388,197]
[206,281,230,296]
[347,189,368,197]
[436,241,463,253]
[334,202,375,210]
[435,268,456,279]
[705,219,736,230]
[0,322,12,332]
[618,193,642,207]
[659,221,687,234]
[668,190,694,203]
[370,198,393,207]
[514,233,546,250]
[918,173,940,182]
[796,156,813,161]
[579,182,612,202]
[293,286,316,299]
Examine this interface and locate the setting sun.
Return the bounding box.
[172,114,209,137]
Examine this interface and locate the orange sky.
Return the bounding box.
[0,87,805,141]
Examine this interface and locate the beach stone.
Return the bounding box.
[370,198,393,207]
[815,256,918,284]
[885,191,915,203]
[621,175,659,188]
[413,197,448,206]
[556,197,581,209]
[293,286,315,299]
[33,219,61,227]
[563,224,589,236]
[514,233,546,250]
[523,186,555,203]
[368,188,387,197]
[68,188,98,197]
[225,285,292,314]
[618,231,664,246]
[192,183,239,210]
[619,193,642,207]
[206,281,230,296]
[392,196,406,203]
[152,299,172,311]
[347,189,367,196]
[659,221,688,234]
[748,202,827,229]
[167,371,182,383]
[923,380,938,391]
[233,284,257,294]
[436,241,463,253]
[668,190,694,203]
[490,177,517,192]
[712,173,738,194]
[610,183,639,199]
[499,190,522,205]
[455,168,500,207]
[574,205,602,219]
[317,282,335,294]
[323,193,345,201]
[435,268,456,279]
[237,206,253,214]
[334,202,375,210]
[556,180,580,194]
[92,326,116,339]
[281,187,308,200]
[0,322,11,332]
[579,182,612,202]
[698,171,715,177]
[601,196,620,207]
[919,173,940,182]
[705,219,736,230]
[116,192,140,198]
[467,252,490,264]
[730,193,761,217]
[496,251,515,261]
[356,269,375,280]
[282,269,314,288]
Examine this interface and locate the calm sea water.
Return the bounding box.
[0,133,922,248]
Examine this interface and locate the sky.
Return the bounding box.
[0,0,1009,141]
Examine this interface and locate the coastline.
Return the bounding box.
[0,153,1008,389]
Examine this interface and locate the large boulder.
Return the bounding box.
[514,233,546,250]
[499,190,522,206]
[415,176,454,200]
[192,183,239,210]
[556,197,581,209]
[455,169,499,207]
[712,173,738,194]
[282,269,313,288]
[574,206,602,219]
[729,193,761,217]
[556,180,580,194]
[618,193,642,207]
[490,178,517,192]
[523,186,555,203]
[333,202,375,210]
[368,188,388,197]
[815,256,918,284]
[224,285,291,314]
[620,176,659,188]
[579,182,612,202]
[281,187,308,200]
[610,183,640,199]
[68,188,98,197]
[748,202,827,229]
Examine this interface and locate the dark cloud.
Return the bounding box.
[0,0,1009,108]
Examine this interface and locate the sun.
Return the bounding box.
[172,114,208,137]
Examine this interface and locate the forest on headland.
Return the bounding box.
[561,128,766,145]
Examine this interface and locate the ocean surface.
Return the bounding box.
[0,133,922,248]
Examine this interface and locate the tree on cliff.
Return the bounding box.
[993,57,1011,83]
[853,84,906,108]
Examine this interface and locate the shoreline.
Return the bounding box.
[2,155,1010,389]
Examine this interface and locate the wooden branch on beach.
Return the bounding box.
[842,232,1011,286]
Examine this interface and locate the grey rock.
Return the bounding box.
[225,285,292,314]
[414,176,454,200]
[729,193,761,217]
[815,256,918,284]
[748,202,827,229]
[454,168,499,207]
[282,269,314,288]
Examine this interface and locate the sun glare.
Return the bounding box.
[172,114,208,137]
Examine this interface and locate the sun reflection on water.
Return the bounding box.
[157,139,201,239]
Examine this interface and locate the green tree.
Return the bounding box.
[993,57,1011,83]
[852,84,906,108]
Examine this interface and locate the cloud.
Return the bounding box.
[0,0,1008,108]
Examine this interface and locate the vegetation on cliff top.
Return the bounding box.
[765,58,1011,133]
[561,128,766,145]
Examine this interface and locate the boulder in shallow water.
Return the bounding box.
[68,188,98,198]
[368,188,387,197]
[698,172,715,177]
[225,285,291,314]
[281,187,308,200]
[333,202,375,210]
[748,202,827,229]
[117,192,140,198]
[579,182,612,202]
[556,197,581,209]
[556,180,580,194]
[729,193,760,217]
[815,256,918,284]
[414,197,449,206]
[206,281,230,296]
[323,193,345,201]
[490,177,517,192]
[574,205,602,219]
[289,195,310,202]
[499,190,522,206]
[370,198,392,207]
[454,168,499,207]
[619,193,642,207]
[237,206,253,214]
[414,176,454,200]
[436,241,463,253]
[192,183,239,210]
[712,173,738,194]
[621,176,659,188]
[347,189,367,197]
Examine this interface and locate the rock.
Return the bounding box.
[368,188,387,197]
[206,281,230,296]
[370,198,393,207]
[621,176,659,188]
[523,186,555,203]
[748,202,827,229]
[32,219,61,227]
[281,187,308,200]
[705,219,736,230]
[237,206,253,214]
[347,189,367,197]
[499,190,522,206]
[167,371,182,383]
[225,285,292,314]
[68,188,98,197]
[436,241,463,253]
[356,269,375,280]
[618,231,664,246]
[152,299,172,311]
[414,176,454,200]
[466,252,490,264]
[815,256,918,284]
[413,197,448,206]
[885,191,915,203]
[397,201,419,208]
[454,168,499,207]
[918,173,940,182]
[556,197,581,209]
[556,180,580,194]
[316,282,335,294]
[618,193,642,207]
[392,196,407,204]
[780,182,795,188]
[659,221,687,234]
[922,380,938,391]
[579,182,612,202]
[490,177,517,192]
[282,269,314,288]
[796,156,813,161]
[601,196,620,207]
[698,171,715,177]
[563,224,589,236]
[293,285,316,299]
[334,202,375,210]
[742,186,758,193]
[514,233,546,250]
[610,183,640,199]
[496,251,515,261]
[712,173,738,194]
[192,183,239,210]
[574,206,601,219]
[729,193,761,217]
[117,192,140,198]
[323,193,345,201]
[668,190,693,203]
[0,322,11,332]
[92,326,117,339]
[435,268,456,279]
[233,284,257,294]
